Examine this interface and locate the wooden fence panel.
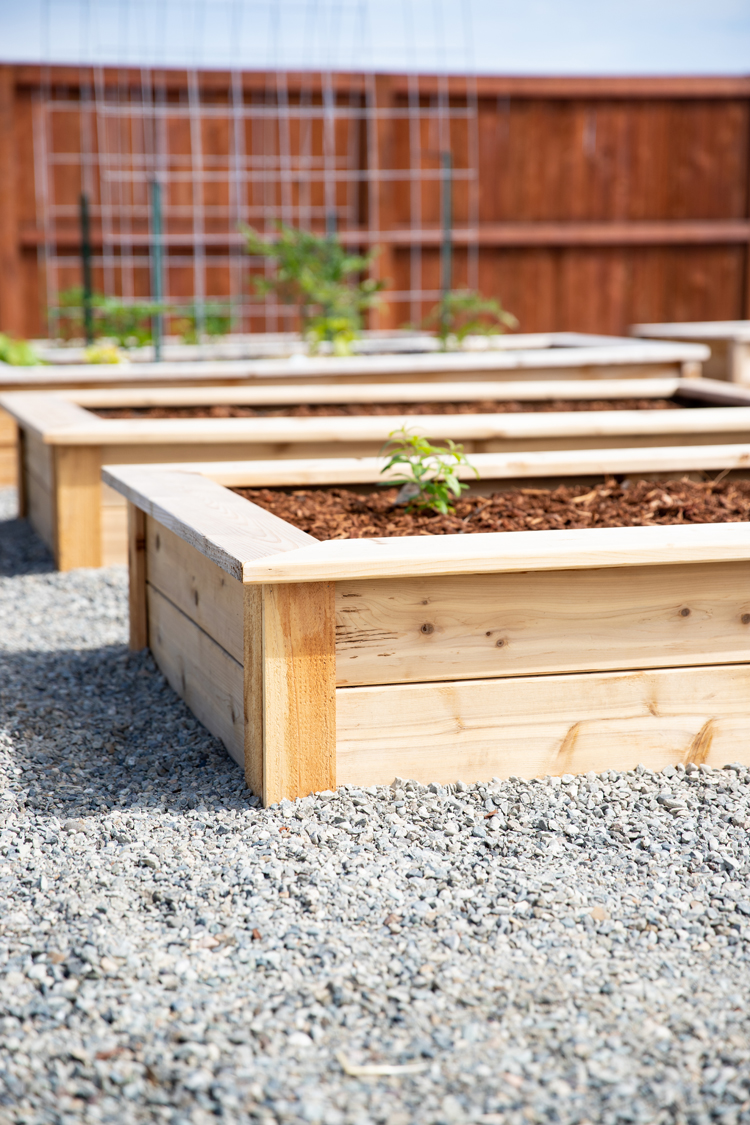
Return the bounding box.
[1,66,748,339]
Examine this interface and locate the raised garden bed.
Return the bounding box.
[4,376,750,570]
[0,334,707,489]
[104,445,750,804]
[632,320,750,384]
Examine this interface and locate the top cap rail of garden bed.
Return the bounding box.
[104,442,750,585]
[632,321,750,342]
[0,337,709,388]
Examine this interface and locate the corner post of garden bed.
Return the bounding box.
[53,444,103,570]
[244,579,336,807]
[127,501,148,651]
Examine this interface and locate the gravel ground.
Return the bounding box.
[3,483,750,1125]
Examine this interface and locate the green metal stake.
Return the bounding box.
[150,179,163,362]
[439,151,453,341]
[79,193,94,346]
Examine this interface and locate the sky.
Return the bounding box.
[1,0,749,74]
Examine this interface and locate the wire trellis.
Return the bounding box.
[32,2,480,336]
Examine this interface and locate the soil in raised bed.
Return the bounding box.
[233,477,750,539]
[95,397,683,420]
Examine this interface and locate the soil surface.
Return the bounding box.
[96,396,682,419]
[234,477,750,539]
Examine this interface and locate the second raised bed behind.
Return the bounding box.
[4,375,750,570]
[105,445,750,805]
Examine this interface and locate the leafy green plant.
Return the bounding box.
[243,223,385,355]
[379,427,479,516]
[52,289,167,348]
[174,302,233,344]
[83,344,123,365]
[424,289,518,350]
[0,334,41,366]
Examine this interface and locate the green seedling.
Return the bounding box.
[0,334,41,366]
[243,222,385,355]
[379,427,479,516]
[424,289,518,350]
[175,301,233,344]
[53,289,169,348]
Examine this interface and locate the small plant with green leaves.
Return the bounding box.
[53,289,168,348]
[174,301,233,344]
[424,289,517,350]
[379,427,479,516]
[0,334,41,366]
[243,223,385,355]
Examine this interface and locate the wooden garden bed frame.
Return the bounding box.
[0,334,707,490]
[105,445,750,804]
[4,375,749,570]
[631,321,750,384]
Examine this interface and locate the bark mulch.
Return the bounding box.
[96,397,682,420]
[233,477,750,540]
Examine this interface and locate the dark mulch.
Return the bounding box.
[96,397,682,420]
[233,477,750,540]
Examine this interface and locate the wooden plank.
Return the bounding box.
[147,584,244,767]
[53,446,102,570]
[66,376,683,408]
[730,342,750,385]
[633,321,750,342]
[128,503,148,651]
[0,392,105,442]
[0,66,22,337]
[0,445,16,487]
[25,468,54,550]
[102,467,316,581]
[335,663,750,787]
[0,406,16,442]
[243,585,263,796]
[14,426,25,515]
[14,66,750,98]
[102,505,128,568]
[261,582,336,804]
[335,561,750,686]
[148,442,750,497]
[31,404,750,447]
[24,429,53,491]
[243,518,750,586]
[146,518,244,663]
[22,218,750,250]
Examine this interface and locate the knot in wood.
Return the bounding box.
[420,623,434,635]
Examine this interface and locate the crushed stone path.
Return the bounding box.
[2,486,750,1125]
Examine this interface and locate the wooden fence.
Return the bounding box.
[0,66,749,340]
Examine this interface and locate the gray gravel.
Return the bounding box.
[3,484,750,1125]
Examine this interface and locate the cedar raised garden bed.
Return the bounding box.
[0,333,706,489]
[2,375,747,571]
[631,320,750,385]
[105,446,750,804]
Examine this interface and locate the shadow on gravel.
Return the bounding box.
[0,645,251,817]
[0,514,56,577]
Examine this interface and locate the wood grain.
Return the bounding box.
[147,583,245,767]
[261,582,336,804]
[25,466,54,551]
[146,518,244,663]
[336,664,750,787]
[127,503,148,651]
[243,584,263,796]
[53,445,102,570]
[66,376,684,409]
[102,467,315,581]
[335,562,750,685]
